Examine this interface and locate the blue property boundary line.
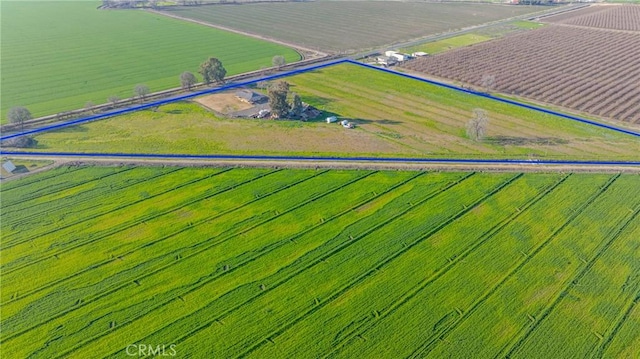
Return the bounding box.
[0,59,350,141]
[2,151,639,166]
[347,60,640,138]
[1,58,638,167]
[2,58,639,142]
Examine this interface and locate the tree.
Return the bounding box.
[480,74,496,93]
[199,57,226,85]
[134,84,150,102]
[108,95,120,107]
[291,93,303,117]
[268,81,290,118]
[272,55,286,69]
[85,101,96,114]
[466,109,489,141]
[180,71,197,91]
[7,106,31,133]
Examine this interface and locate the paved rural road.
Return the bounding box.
[352,3,589,59]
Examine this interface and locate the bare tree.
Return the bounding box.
[108,95,120,107]
[466,109,489,141]
[85,101,96,114]
[180,71,197,91]
[134,84,150,102]
[480,74,495,93]
[7,106,31,133]
[272,55,286,69]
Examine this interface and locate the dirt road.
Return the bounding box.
[1,154,638,183]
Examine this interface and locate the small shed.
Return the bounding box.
[377,56,398,66]
[412,52,429,57]
[326,116,338,123]
[2,160,17,174]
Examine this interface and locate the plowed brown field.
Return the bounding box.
[402,25,640,124]
[542,4,640,32]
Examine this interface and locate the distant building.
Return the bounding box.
[385,51,411,62]
[235,90,268,104]
[2,161,17,174]
[326,116,338,123]
[377,56,398,66]
[412,52,429,57]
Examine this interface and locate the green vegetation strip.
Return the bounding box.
[402,34,493,55]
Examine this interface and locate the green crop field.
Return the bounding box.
[401,21,545,55]
[162,2,545,52]
[0,1,300,122]
[402,34,493,56]
[1,166,638,358]
[21,63,640,161]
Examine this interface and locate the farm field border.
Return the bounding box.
[2,151,640,168]
[1,60,638,168]
[3,59,638,141]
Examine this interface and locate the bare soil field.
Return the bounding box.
[401,25,640,124]
[160,2,544,52]
[194,92,253,114]
[541,4,640,32]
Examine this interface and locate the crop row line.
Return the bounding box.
[1,168,279,273]
[0,165,85,193]
[102,173,476,358]
[324,173,571,358]
[1,168,317,305]
[2,167,182,226]
[410,174,621,359]
[591,276,640,359]
[236,173,521,358]
[48,170,381,358]
[1,166,134,210]
[501,201,639,359]
[0,167,236,251]
[2,171,373,344]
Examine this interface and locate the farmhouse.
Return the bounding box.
[235,89,268,104]
[385,51,411,62]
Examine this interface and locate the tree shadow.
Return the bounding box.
[486,136,569,146]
